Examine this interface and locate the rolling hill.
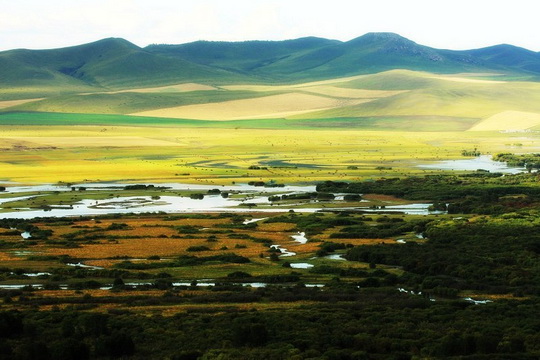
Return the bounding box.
[144,33,539,81]
[2,32,540,96]
[0,38,246,98]
[3,33,540,132]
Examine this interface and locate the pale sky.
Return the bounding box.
[1,0,539,52]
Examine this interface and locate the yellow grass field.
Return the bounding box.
[468,110,540,131]
[298,86,404,99]
[87,82,217,94]
[220,74,369,92]
[0,98,44,109]
[131,93,370,120]
[428,75,506,84]
[222,80,404,100]
[1,125,540,184]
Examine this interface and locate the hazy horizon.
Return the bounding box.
[2,0,539,52]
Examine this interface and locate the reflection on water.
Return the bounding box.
[0,183,319,219]
[0,182,445,219]
[290,263,314,269]
[419,155,524,173]
[324,254,347,261]
[362,203,445,215]
[66,262,104,270]
[243,217,268,225]
[291,232,308,244]
[0,281,325,290]
[270,244,296,257]
[463,297,493,305]
[2,182,317,195]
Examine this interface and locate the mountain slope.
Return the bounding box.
[5,69,540,132]
[146,33,527,81]
[3,32,540,101]
[466,44,540,74]
[255,33,485,79]
[145,37,340,75]
[0,38,248,96]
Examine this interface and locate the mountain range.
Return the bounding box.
[4,32,540,132]
[2,32,540,93]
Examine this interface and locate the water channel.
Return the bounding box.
[418,155,525,173]
[0,182,445,219]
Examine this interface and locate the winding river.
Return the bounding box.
[0,182,444,219]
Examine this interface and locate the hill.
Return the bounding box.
[3,33,540,132]
[4,69,540,132]
[145,32,533,81]
[2,33,540,100]
[144,37,340,77]
[0,38,247,99]
[465,44,540,74]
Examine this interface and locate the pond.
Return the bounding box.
[362,203,445,215]
[418,155,525,173]
[289,263,314,269]
[323,254,347,261]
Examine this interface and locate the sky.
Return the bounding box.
[1,0,539,52]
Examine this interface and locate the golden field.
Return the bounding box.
[1,124,539,185]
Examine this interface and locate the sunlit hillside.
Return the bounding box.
[3,70,540,132]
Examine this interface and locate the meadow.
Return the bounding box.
[2,69,540,185]
[2,67,540,358]
[1,170,540,358]
[0,117,539,185]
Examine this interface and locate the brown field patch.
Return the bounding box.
[316,232,396,245]
[44,237,210,258]
[257,222,297,232]
[0,252,18,261]
[43,234,276,260]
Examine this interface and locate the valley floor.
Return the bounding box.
[0,123,538,185]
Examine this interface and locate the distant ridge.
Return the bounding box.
[2,32,540,93]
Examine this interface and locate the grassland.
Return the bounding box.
[1,120,539,184]
[469,110,540,131]
[131,93,370,120]
[0,69,540,185]
[3,38,540,359]
[0,212,399,287]
[2,70,540,135]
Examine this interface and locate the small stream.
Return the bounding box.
[291,232,308,244]
[270,244,296,257]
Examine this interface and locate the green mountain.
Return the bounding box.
[465,44,540,74]
[0,37,245,97]
[145,37,339,76]
[3,32,540,98]
[145,32,531,80]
